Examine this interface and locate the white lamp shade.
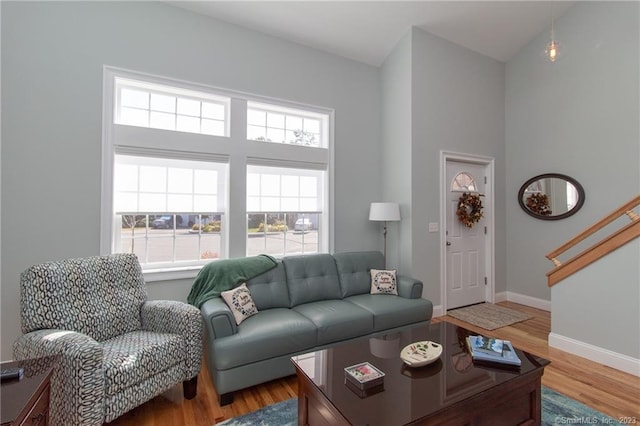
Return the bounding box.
[369,202,401,221]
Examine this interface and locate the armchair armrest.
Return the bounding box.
[397,275,424,299]
[200,297,237,340]
[141,300,203,379]
[13,329,104,426]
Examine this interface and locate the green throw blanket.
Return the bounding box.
[187,254,278,308]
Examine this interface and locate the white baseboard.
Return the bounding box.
[432,305,444,318]
[549,332,640,377]
[495,291,551,312]
[434,291,550,317]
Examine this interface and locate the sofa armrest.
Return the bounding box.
[397,275,423,299]
[141,300,203,379]
[200,297,237,340]
[13,329,104,426]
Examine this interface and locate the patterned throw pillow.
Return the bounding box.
[370,269,398,295]
[221,283,259,325]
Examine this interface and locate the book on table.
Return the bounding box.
[466,335,522,367]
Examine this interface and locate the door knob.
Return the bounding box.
[446,241,452,246]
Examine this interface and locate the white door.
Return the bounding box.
[446,161,487,310]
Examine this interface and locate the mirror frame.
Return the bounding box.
[518,173,585,221]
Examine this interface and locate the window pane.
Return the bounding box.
[115,193,138,212]
[281,175,299,197]
[114,164,139,192]
[139,166,166,193]
[247,125,267,141]
[200,234,221,260]
[168,168,192,194]
[300,176,317,197]
[202,102,225,120]
[266,128,285,143]
[150,93,176,113]
[247,109,266,126]
[286,115,303,131]
[120,107,149,127]
[176,115,200,133]
[167,194,193,211]
[177,98,200,117]
[303,118,320,134]
[300,198,318,211]
[261,197,280,211]
[139,193,166,211]
[247,173,260,196]
[175,235,200,262]
[193,195,217,211]
[121,88,149,109]
[150,111,175,130]
[201,119,225,136]
[281,198,299,211]
[247,196,260,211]
[147,237,174,263]
[194,169,218,194]
[267,113,285,129]
[261,174,280,196]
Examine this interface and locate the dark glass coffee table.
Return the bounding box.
[291,321,550,425]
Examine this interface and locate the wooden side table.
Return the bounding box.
[1,356,57,426]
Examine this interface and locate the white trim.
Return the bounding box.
[440,151,495,311]
[432,304,445,318]
[101,65,335,273]
[495,291,552,312]
[549,333,640,377]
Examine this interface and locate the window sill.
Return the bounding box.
[143,266,202,282]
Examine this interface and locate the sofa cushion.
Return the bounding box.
[212,309,316,370]
[345,294,433,332]
[283,254,342,306]
[246,262,290,309]
[102,330,184,396]
[333,251,385,297]
[293,300,373,345]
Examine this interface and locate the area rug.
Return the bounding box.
[447,302,533,330]
[217,387,619,425]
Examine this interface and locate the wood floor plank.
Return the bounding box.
[107,301,639,425]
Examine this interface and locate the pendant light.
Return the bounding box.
[544,3,561,63]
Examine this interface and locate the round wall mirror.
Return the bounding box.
[518,173,585,220]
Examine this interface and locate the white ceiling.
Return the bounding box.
[168,1,576,66]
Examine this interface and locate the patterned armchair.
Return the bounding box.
[13,254,203,425]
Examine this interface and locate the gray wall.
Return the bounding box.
[506,1,639,357]
[410,27,506,305]
[380,31,413,274]
[0,1,380,360]
[505,1,639,298]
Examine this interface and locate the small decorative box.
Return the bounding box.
[344,362,385,390]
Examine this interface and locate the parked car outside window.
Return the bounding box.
[294,218,312,231]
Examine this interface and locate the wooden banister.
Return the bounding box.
[546,195,640,286]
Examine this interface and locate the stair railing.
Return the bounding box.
[546,194,640,286]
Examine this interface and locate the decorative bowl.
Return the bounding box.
[400,341,443,367]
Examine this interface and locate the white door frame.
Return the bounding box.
[440,151,496,312]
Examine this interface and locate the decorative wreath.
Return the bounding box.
[457,192,484,228]
[526,193,552,216]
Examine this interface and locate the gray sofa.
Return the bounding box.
[200,251,433,404]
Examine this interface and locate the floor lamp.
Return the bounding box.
[369,202,401,267]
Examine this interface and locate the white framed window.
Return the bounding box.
[115,78,230,137]
[247,101,328,148]
[113,155,228,269]
[247,165,325,257]
[102,66,334,281]
[451,172,478,192]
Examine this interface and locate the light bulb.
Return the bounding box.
[545,40,560,63]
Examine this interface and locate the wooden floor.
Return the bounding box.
[109,301,640,425]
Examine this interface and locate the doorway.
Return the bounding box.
[441,152,495,312]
